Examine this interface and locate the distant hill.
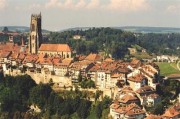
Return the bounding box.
[0,26,49,33]
[115,26,180,33]
[1,26,179,33]
[60,26,180,33]
[60,27,91,32]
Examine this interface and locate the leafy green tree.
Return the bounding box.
[101,108,110,119]
[94,90,102,102]
[29,83,52,109]
[151,102,164,115]
[77,100,91,119]
[101,96,112,109]
[95,102,102,119]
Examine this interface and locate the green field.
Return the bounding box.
[156,62,180,76]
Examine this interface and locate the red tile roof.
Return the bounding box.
[85,53,102,61]
[39,44,71,52]
[118,93,139,104]
[136,85,155,94]
[163,103,180,118]
[145,114,163,119]
[128,74,146,82]
[114,103,145,116]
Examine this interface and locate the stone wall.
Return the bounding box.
[3,69,72,87]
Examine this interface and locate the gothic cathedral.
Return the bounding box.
[29,13,42,54]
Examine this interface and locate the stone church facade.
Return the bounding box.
[29,13,72,58]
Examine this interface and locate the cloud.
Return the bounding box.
[44,0,150,11]
[75,0,86,9]
[108,0,150,11]
[45,0,59,8]
[87,0,100,9]
[0,0,7,10]
[167,5,180,13]
[45,0,101,10]
[29,4,41,10]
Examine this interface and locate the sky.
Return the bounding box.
[0,0,180,31]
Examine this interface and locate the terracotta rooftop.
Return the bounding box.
[110,102,120,109]
[39,44,71,52]
[131,58,141,65]
[104,58,114,62]
[136,85,155,94]
[69,61,93,70]
[121,86,133,93]
[0,42,21,53]
[23,54,38,64]
[163,103,180,118]
[128,74,146,82]
[145,114,163,119]
[111,73,123,78]
[114,103,145,116]
[55,58,72,67]
[85,53,102,61]
[89,63,100,72]
[118,93,139,104]
[0,51,11,58]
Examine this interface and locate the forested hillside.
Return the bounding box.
[46,28,180,58]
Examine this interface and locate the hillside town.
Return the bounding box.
[0,13,179,119]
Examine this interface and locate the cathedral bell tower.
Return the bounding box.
[29,13,42,54]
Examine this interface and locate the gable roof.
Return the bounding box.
[85,53,102,61]
[136,85,155,94]
[114,103,145,116]
[39,44,71,52]
[128,74,146,83]
[118,93,139,104]
[163,103,180,118]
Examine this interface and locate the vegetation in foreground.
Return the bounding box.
[0,74,112,119]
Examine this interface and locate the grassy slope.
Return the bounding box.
[156,62,180,76]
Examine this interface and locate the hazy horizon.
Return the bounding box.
[0,0,180,31]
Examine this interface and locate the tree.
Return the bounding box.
[95,102,102,119]
[151,102,164,115]
[2,27,9,33]
[78,73,82,82]
[111,43,129,59]
[94,90,102,102]
[14,75,37,98]
[101,96,112,109]
[29,83,52,109]
[77,100,91,119]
